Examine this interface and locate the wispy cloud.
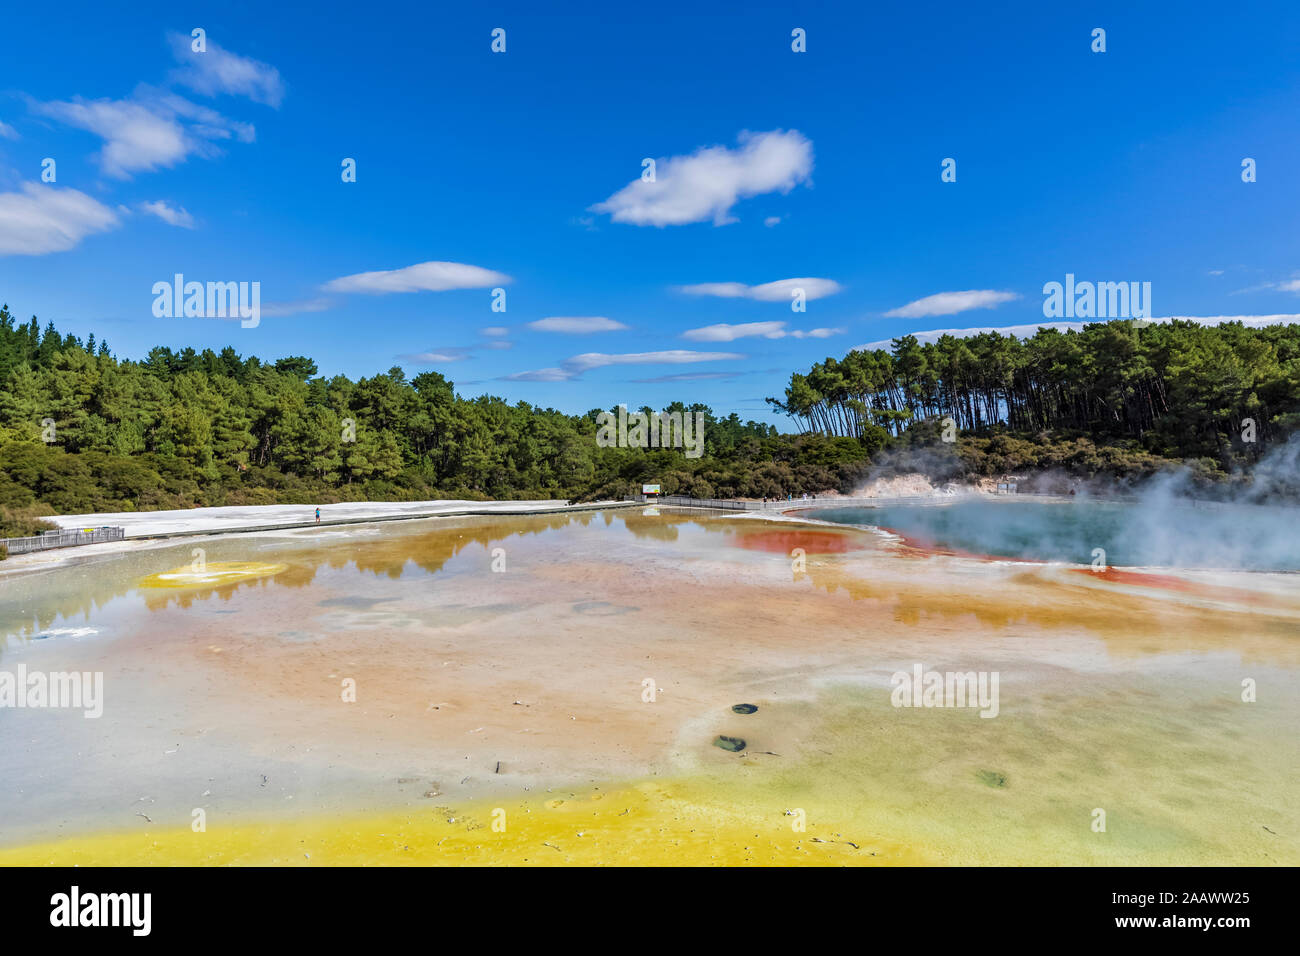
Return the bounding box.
[138,199,195,228]
[260,297,333,318]
[398,331,519,365]
[526,316,628,333]
[32,88,255,178]
[502,367,573,382]
[1227,270,1300,293]
[0,120,18,140]
[631,371,744,383]
[590,129,813,227]
[0,183,120,255]
[503,349,745,382]
[322,260,511,295]
[683,321,843,341]
[28,34,276,179]
[480,326,509,336]
[167,32,285,107]
[677,277,841,302]
[566,350,743,371]
[400,348,473,363]
[1236,274,1300,294]
[884,289,1020,319]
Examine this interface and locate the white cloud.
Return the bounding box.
[1207,269,1225,276]
[853,315,1300,351]
[566,350,743,372]
[590,129,813,226]
[260,297,333,317]
[683,321,843,342]
[30,34,275,179]
[504,349,746,382]
[632,371,744,383]
[764,216,781,227]
[1231,275,1300,295]
[139,199,195,228]
[677,282,749,298]
[478,327,513,348]
[501,367,573,382]
[322,260,511,294]
[402,349,472,363]
[0,182,120,255]
[0,120,18,140]
[526,316,629,333]
[33,89,254,178]
[685,321,786,341]
[678,277,842,302]
[168,33,285,107]
[884,289,1020,319]
[399,340,513,363]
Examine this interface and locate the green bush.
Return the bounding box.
[0,504,58,538]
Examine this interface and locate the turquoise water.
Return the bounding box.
[814,498,1300,570]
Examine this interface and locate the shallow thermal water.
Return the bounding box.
[0,505,1297,865]
[814,497,1300,570]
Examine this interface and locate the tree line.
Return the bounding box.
[767,320,1300,466]
[4,306,1296,541]
[0,305,870,530]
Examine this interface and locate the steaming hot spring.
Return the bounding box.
[811,496,1300,571]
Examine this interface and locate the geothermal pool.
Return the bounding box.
[814,497,1300,570]
[0,505,1296,865]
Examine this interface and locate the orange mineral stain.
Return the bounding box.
[732,529,863,554]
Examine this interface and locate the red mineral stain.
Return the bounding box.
[733,530,863,554]
[1071,567,1279,607]
[1075,567,1198,591]
[886,528,1010,563]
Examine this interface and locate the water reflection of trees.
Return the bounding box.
[616,509,703,542]
[4,509,1297,667]
[2,511,615,642]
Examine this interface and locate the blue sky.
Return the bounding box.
[2,1,1299,425]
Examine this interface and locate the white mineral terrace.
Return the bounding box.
[40,498,635,538]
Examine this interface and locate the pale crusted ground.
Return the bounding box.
[38,498,622,537]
